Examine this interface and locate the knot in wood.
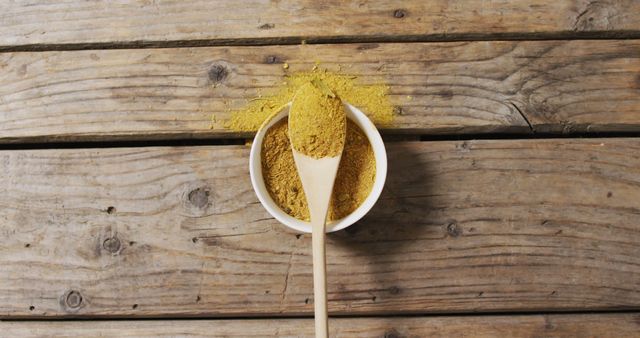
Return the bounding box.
[447,222,461,237]
[393,9,406,18]
[258,23,275,30]
[64,290,83,309]
[439,89,453,100]
[188,187,210,209]
[384,329,400,338]
[103,236,121,253]
[208,64,229,84]
[265,55,280,64]
[388,286,401,295]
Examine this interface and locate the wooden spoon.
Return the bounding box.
[291,149,342,338]
[288,82,346,338]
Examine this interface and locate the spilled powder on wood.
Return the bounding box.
[227,68,394,132]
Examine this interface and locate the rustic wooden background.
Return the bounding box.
[1,1,639,337]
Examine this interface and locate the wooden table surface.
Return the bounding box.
[1,1,639,337]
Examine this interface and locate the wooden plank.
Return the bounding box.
[1,314,639,337]
[1,0,639,49]
[1,39,639,143]
[1,138,640,317]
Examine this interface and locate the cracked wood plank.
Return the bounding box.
[0,0,639,49]
[1,39,639,143]
[1,313,640,337]
[1,138,640,317]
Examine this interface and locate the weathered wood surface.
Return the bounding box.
[2,314,639,337]
[1,0,639,49]
[1,40,639,143]
[1,138,640,317]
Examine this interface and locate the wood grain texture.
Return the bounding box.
[2,313,640,337]
[1,138,640,317]
[1,40,639,143]
[0,0,639,49]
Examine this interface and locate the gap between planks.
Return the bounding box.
[3,31,640,53]
[1,313,639,337]
[3,308,640,321]
[1,0,640,51]
[3,131,640,151]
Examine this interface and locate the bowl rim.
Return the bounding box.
[249,103,387,233]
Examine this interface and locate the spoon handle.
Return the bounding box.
[312,218,328,338]
[290,151,340,338]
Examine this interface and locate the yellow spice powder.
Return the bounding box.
[227,68,393,132]
[227,67,389,221]
[262,117,375,221]
[289,81,346,158]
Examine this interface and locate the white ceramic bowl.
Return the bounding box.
[249,103,387,233]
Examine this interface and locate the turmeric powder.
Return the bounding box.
[228,67,389,221]
[227,68,393,132]
[262,117,375,221]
